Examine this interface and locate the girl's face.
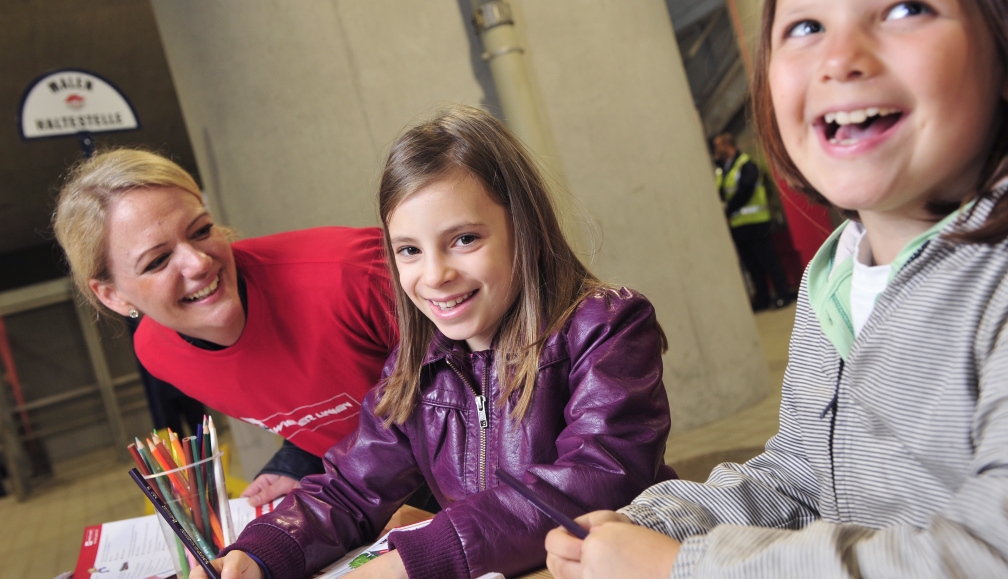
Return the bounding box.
[90,187,244,346]
[769,0,1007,217]
[388,171,518,352]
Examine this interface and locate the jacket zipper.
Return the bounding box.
[820,358,843,512]
[445,357,490,491]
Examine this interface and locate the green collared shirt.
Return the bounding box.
[806,208,966,359]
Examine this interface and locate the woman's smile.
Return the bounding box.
[182,272,221,302]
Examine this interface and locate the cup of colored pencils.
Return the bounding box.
[127,416,235,579]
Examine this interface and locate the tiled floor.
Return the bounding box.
[0,304,796,579]
[0,447,145,579]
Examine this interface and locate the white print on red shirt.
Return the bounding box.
[241,393,361,440]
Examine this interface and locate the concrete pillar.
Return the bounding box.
[149,0,493,235]
[506,0,770,433]
[726,0,764,74]
[151,0,770,436]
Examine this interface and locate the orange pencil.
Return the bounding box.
[169,431,188,482]
[147,439,195,506]
[181,439,207,539]
[206,507,225,549]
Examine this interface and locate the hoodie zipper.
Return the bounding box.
[820,358,843,511]
[445,357,489,491]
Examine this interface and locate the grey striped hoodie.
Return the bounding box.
[623,187,1008,578]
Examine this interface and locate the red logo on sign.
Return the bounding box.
[65,94,85,110]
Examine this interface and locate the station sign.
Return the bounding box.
[19,69,139,140]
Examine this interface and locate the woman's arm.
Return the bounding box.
[241,440,324,506]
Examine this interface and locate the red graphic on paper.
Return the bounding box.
[73,525,102,579]
[241,393,360,442]
[65,93,86,110]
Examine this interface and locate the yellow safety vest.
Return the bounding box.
[715,153,771,228]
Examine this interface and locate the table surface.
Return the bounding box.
[384,505,554,579]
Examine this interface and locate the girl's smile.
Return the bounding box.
[816,105,904,151]
[388,171,518,352]
[769,0,1007,222]
[426,289,477,317]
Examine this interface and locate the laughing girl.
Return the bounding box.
[546,0,1008,577]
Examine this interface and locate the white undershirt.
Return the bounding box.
[850,226,892,338]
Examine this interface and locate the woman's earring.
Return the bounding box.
[128,308,139,319]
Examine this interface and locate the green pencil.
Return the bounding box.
[189,436,212,546]
[138,441,217,560]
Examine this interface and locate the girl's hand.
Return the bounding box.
[344,550,408,579]
[545,511,680,579]
[188,551,262,579]
[241,474,300,507]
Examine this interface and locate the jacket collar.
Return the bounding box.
[805,182,1007,359]
[421,329,497,367]
[422,330,459,366]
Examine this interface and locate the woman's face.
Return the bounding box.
[90,187,245,346]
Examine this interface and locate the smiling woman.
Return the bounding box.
[52,149,400,508]
[91,186,244,346]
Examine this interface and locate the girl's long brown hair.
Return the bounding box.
[374,106,663,425]
[752,0,1008,242]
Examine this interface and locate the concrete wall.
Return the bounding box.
[729,0,765,69]
[149,0,494,235]
[510,0,769,432]
[150,0,770,436]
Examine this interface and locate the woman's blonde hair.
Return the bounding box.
[374,105,667,425]
[52,149,204,314]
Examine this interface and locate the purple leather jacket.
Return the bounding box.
[225,288,675,578]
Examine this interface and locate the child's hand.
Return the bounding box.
[344,550,408,579]
[545,510,680,579]
[188,551,262,579]
[241,473,300,507]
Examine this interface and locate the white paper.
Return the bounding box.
[310,520,433,578]
[83,515,174,579]
[80,497,283,579]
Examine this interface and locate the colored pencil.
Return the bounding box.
[182,438,207,539]
[189,436,213,546]
[170,431,188,483]
[132,442,190,576]
[208,416,236,545]
[128,443,150,476]
[151,440,193,497]
[130,469,218,579]
[138,440,217,559]
[203,417,217,514]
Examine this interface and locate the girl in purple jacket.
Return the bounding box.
[199,105,674,579]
